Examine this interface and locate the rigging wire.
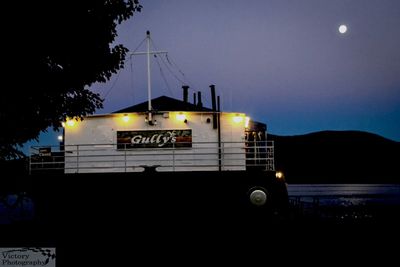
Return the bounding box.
[154,54,175,97]
[158,53,212,105]
[150,39,192,87]
[101,36,147,99]
[103,35,214,105]
[154,46,208,103]
[103,70,122,98]
[158,53,203,98]
[158,53,186,85]
[129,54,135,104]
[130,36,147,55]
[165,54,186,78]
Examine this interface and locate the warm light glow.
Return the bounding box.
[245,116,250,128]
[176,113,186,122]
[276,171,284,179]
[64,117,81,132]
[115,114,137,127]
[122,114,130,122]
[66,119,75,127]
[61,122,66,128]
[339,24,348,34]
[57,135,63,141]
[232,115,244,123]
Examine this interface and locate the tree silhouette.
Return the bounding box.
[0,1,142,160]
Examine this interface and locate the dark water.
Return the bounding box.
[286,184,400,223]
[0,193,35,224]
[1,184,399,224]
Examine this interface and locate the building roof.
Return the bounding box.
[113,95,213,113]
[113,95,267,129]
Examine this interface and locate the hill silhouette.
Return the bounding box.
[269,131,399,183]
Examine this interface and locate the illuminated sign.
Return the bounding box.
[39,147,51,156]
[117,129,192,149]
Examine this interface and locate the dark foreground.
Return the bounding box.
[1,172,399,265]
[1,171,288,240]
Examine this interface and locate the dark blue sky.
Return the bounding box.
[28,0,400,150]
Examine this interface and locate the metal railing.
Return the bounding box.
[29,141,274,174]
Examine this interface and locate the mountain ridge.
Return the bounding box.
[268,130,399,183]
[269,130,398,143]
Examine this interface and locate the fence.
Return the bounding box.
[29,141,274,174]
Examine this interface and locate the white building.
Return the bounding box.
[60,92,273,174]
[29,87,273,174]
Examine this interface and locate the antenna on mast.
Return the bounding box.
[130,31,168,125]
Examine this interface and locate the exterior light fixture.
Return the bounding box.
[144,112,157,126]
[122,114,130,122]
[176,113,186,122]
[66,119,75,127]
[145,115,157,126]
[245,117,250,128]
[232,115,244,123]
[57,135,63,141]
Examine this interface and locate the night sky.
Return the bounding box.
[28,0,400,150]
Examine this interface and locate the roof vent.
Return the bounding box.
[197,91,203,108]
[182,85,189,103]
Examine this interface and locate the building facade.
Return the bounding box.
[62,96,272,173]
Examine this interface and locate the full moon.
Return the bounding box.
[339,24,348,34]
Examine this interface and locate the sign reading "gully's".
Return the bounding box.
[117,129,192,149]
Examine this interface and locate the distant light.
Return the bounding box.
[276,171,284,179]
[339,24,348,34]
[57,135,63,141]
[61,122,66,128]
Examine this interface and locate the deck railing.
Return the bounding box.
[29,141,274,174]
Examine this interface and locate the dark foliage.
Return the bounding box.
[0,1,142,160]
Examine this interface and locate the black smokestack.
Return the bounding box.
[210,85,216,111]
[193,92,197,105]
[197,91,203,108]
[182,85,189,103]
[210,85,217,129]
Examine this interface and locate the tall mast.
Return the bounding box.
[130,31,167,124]
[146,30,152,111]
